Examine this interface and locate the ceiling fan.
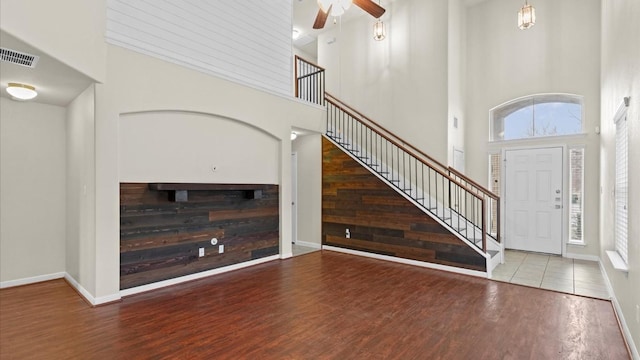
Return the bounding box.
[313,0,386,29]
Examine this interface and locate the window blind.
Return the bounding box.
[615,114,628,264]
[569,148,584,242]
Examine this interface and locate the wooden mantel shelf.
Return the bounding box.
[148,183,267,202]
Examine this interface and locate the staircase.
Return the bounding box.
[295,57,503,276]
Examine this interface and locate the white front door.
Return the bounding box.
[505,147,563,254]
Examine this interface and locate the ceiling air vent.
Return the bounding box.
[0,47,40,68]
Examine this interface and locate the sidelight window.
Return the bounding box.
[569,147,584,244]
[614,111,628,264]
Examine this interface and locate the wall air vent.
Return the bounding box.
[0,47,40,68]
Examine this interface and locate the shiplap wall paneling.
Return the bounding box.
[322,138,486,271]
[106,0,292,96]
[120,183,280,289]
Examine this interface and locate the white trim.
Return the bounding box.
[567,240,586,246]
[323,245,488,278]
[120,255,280,297]
[280,252,293,259]
[605,250,629,272]
[64,273,121,306]
[600,261,639,360]
[489,133,588,146]
[0,272,65,289]
[294,240,322,249]
[564,253,600,262]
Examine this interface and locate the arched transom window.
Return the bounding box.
[490,94,584,141]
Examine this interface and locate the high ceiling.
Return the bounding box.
[0,1,385,107]
[293,0,373,58]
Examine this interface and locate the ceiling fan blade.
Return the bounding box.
[353,0,386,18]
[312,5,331,29]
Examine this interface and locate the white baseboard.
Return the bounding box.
[0,272,65,289]
[120,255,280,297]
[565,252,600,262]
[599,262,639,360]
[280,252,293,259]
[323,245,487,278]
[63,273,121,306]
[294,241,322,249]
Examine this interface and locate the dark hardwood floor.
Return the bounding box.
[0,251,630,359]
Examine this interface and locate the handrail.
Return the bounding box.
[294,55,325,72]
[448,166,498,200]
[295,56,325,106]
[325,96,462,186]
[325,92,449,172]
[297,69,324,80]
[325,95,490,253]
[448,165,500,244]
[326,92,500,208]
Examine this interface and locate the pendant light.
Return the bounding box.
[373,0,386,41]
[373,19,386,41]
[518,0,536,30]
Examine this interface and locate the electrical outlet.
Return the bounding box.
[198,247,205,257]
[345,228,350,239]
[219,244,224,254]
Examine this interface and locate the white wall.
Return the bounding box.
[119,112,279,183]
[0,98,67,283]
[106,0,292,97]
[0,0,106,82]
[66,85,96,294]
[448,0,466,167]
[465,0,601,256]
[318,0,450,163]
[600,0,640,354]
[292,134,322,246]
[91,44,324,299]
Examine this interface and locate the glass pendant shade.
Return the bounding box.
[518,1,536,30]
[373,19,386,41]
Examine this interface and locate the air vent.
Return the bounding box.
[0,47,39,68]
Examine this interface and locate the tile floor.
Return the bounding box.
[491,250,610,299]
[292,243,320,257]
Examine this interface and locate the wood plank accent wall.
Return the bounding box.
[120,183,279,289]
[322,137,486,272]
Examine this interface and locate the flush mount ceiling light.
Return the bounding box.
[291,132,298,140]
[292,29,300,40]
[6,83,38,100]
[518,0,536,30]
